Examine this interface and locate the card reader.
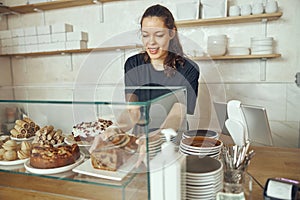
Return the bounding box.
[264,178,299,200]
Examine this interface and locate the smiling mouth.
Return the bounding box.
[148,47,160,54]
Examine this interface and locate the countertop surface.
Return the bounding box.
[0,136,299,200]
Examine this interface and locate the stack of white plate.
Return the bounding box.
[182,129,219,140]
[147,135,163,159]
[227,47,250,56]
[179,136,223,159]
[185,156,223,200]
[250,37,274,55]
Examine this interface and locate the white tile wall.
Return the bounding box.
[0,57,11,85]
[0,0,299,148]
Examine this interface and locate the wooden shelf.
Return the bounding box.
[190,53,281,61]
[0,5,10,13]
[0,44,142,57]
[4,0,121,14]
[176,12,283,27]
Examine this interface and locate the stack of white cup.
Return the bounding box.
[228,0,278,17]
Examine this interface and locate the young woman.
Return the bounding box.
[90,5,200,162]
[124,4,199,116]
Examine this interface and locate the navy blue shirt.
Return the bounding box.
[124,53,199,114]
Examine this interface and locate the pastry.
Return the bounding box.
[32,126,64,146]
[90,133,138,171]
[17,150,30,159]
[30,144,80,169]
[91,147,128,171]
[0,140,32,161]
[72,118,113,143]
[2,140,18,151]
[15,119,30,129]
[23,117,36,128]
[21,141,32,151]
[0,148,5,160]
[3,150,17,161]
[0,136,9,148]
[10,118,39,139]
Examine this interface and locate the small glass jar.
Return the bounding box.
[224,169,245,194]
[6,107,17,123]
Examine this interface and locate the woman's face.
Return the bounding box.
[141,16,173,62]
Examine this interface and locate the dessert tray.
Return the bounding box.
[72,154,138,181]
[24,153,85,175]
[0,158,29,166]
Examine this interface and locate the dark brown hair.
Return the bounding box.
[140,4,185,76]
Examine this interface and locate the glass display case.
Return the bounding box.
[0,85,187,200]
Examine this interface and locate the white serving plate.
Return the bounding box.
[24,153,84,175]
[72,154,138,181]
[0,158,29,166]
[10,136,35,141]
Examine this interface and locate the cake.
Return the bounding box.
[91,147,126,171]
[90,134,138,171]
[30,144,80,169]
[72,118,113,142]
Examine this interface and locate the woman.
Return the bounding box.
[123,4,200,131]
[90,5,200,161]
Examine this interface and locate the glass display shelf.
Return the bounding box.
[0,85,187,200]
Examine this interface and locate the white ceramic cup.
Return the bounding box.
[265,0,278,13]
[229,5,240,16]
[240,4,252,16]
[252,3,264,15]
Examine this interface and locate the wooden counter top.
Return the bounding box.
[248,146,300,200]
[0,144,299,200]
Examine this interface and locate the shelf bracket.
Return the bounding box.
[93,0,104,23]
[69,53,74,71]
[13,56,28,74]
[261,18,268,37]
[33,8,46,25]
[60,52,73,71]
[260,58,267,81]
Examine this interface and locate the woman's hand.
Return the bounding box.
[89,127,120,153]
[116,105,141,132]
[134,128,162,168]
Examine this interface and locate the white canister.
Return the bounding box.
[265,0,278,13]
[229,5,240,16]
[252,3,264,15]
[240,4,252,16]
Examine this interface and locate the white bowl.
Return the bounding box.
[207,46,227,56]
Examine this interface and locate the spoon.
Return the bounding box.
[225,118,245,146]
